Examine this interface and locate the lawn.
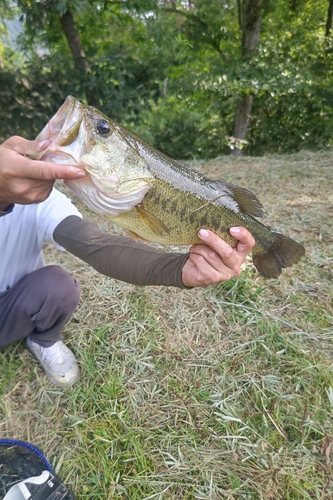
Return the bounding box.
[0,151,332,499]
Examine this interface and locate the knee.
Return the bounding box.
[36,265,81,311]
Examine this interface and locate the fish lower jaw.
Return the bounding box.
[39,143,82,166]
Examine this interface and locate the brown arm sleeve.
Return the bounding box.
[53,215,190,288]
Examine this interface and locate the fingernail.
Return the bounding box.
[230,227,241,234]
[198,229,210,238]
[67,166,86,178]
[36,139,51,151]
[74,170,87,179]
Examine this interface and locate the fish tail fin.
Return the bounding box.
[252,232,305,279]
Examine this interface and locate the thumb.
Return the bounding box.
[26,159,87,181]
[4,136,87,181]
[229,227,255,256]
[3,136,48,157]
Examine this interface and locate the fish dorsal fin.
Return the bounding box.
[136,203,170,236]
[212,180,265,217]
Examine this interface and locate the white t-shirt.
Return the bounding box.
[0,188,82,292]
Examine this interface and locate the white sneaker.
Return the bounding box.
[26,337,80,387]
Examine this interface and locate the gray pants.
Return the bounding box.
[0,265,81,348]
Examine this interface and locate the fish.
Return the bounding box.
[34,95,305,278]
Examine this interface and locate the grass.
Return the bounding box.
[0,150,332,499]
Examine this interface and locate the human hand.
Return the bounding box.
[181,227,255,287]
[0,136,86,210]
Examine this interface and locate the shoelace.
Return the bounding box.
[40,342,71,364]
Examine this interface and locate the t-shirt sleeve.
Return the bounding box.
[36,188,82,249]
[0,204,14,217]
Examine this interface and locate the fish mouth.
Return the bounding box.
[50,96,84,148]
[35,96,84,165]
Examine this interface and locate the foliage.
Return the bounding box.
[125,95,230,159]
[245,0,333,154]
[1,0,333,156]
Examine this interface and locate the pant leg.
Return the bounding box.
[0,265,81,348]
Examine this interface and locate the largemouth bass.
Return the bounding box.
[35,96,305,278]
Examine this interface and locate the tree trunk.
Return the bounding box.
[230,0,264,156]
[59,10,100,107]
[242,0,262,58]
[325,0,333,37]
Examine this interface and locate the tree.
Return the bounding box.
[325,0,333,37]
[230,0,265,156]
[16,0,101,106]
[2,0,333,157]
[59,8,100,106]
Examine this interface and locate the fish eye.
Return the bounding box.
[96,119,111,135]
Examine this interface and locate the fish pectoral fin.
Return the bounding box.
[124,229,148,242]
[213,181,265,218]
[136,204,170,236]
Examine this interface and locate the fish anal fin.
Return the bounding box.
[252,232,305,278]
[136,204,170,237]
[213,180,265,218]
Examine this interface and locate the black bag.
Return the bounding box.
[0,440,75,500]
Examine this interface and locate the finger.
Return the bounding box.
[197,229,238,269]
[15,155,87,181]
[190,245,239,278]
[187,253,225,285]
[16,150,87,181]
[188,250,236,284]
[24,159,87,181]
[3,136,42,156]
[4,137,86,181]
[190,240,236,270]
[3,136,57,156]
[229,227,255,256]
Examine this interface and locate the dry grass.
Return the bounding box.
[0,151,332,499]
